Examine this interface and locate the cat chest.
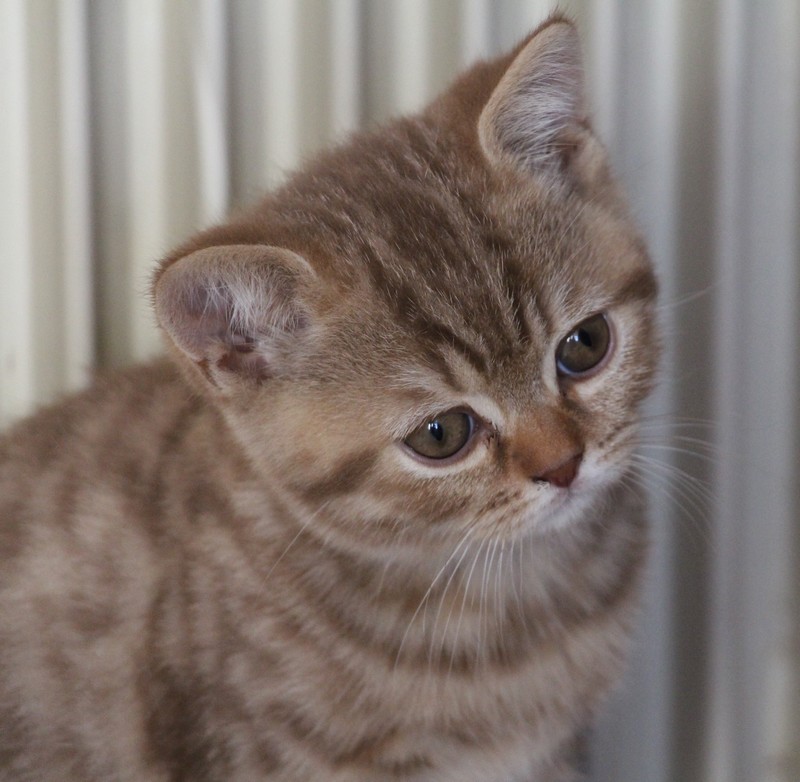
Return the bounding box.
[254,626,615,781]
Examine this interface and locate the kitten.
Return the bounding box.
[0,15,658,782]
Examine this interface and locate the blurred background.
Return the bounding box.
[1,1,798,779]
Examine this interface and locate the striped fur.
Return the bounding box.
[0,16,658,782]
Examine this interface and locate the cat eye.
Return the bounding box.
[404,411,475,461]
[556,313,612,378]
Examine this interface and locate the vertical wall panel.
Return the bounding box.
[192,0,230,224]
[329,0,362,137]
[427,1,466,96]
[712,2,800,780]
[0,0,36,424]
[0,0,94,425]
[228,0,266,205]
[490,0,552,51]
[96,0,208,363]
[24,1,65,402]
[89,0,129,368]
[710,4,749,777]
[57,0,94,392]
[461,0,490,62]
[389,0,431,113]
[261,0,301,184]
[295,1,335,158]
[584,0,620,142]
[123,0,170,360]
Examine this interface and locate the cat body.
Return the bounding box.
[0,17,657,782]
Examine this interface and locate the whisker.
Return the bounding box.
[641,433,718,451]
[636,442,718,463]
[479,537,498,655]
[624,457,715,550]
[448,535,490,676]
[393,525,477,671]
[258,499,334,592]
[429,532,480,669]
[654,282,717,313]
[630,453,714,501]
[495,540,508,659]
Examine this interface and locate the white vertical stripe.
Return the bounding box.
[585,0,619,142]
[0,0,35,423]
[57,0,94,390]
[26,3,67,402]
[390,0,430,112]
[461,0,490,63]
[330,0,361,136]
[193,0,230,223]
[124,0,168,359]
[262,0,300,184]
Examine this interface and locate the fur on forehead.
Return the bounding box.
[152,13,635,396]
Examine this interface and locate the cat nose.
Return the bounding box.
[532,452,583,489]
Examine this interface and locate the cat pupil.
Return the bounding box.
[428,421,445,441]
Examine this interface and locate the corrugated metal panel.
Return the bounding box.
[1,2,797,780]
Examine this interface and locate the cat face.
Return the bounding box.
[154,20,658,556]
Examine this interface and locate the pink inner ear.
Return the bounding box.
[217,331,272,379]
[154,244,315,386]
[217,340,271,379]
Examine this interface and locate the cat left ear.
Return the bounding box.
[153,244,316,391]
[479,18,587,178]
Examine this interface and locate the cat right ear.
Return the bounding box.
[478,18,588,179]
[153,244,316,391]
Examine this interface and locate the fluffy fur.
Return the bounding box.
[0,16,658,781]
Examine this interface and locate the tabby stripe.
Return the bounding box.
[143,401,204,538]
[273,546,574,674]
[504,269,533,344]
[295,450,378,503]
[417,317,489,376]
[615,265,658,305]
[359,239,491,378]
[419,342,465,392]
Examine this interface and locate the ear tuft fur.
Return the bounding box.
[154,245,315,389]
[479,20,586,177]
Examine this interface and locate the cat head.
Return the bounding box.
[153,15,658,555]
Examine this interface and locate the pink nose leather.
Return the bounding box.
[533,453,582,488]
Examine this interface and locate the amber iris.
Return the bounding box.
[405,412,474,459]
[556,313,611,377]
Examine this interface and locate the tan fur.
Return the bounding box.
[0,16,658,781]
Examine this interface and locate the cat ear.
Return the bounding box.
[479,19,587,177]
[153,244,315,390]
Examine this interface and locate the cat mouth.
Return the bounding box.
[527,474,608,533]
